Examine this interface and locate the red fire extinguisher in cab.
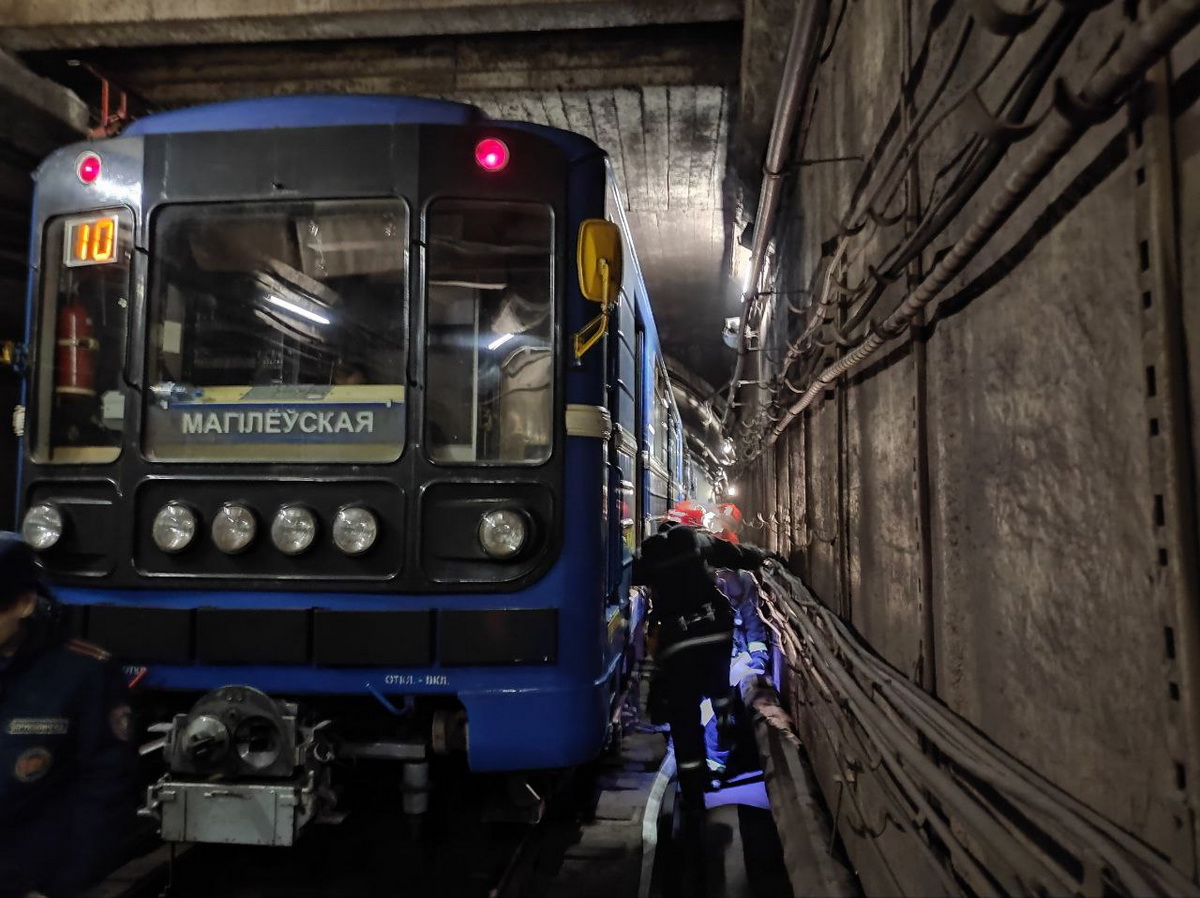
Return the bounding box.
[55,303,99,398]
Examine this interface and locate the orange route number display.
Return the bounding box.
[63,215,119,267]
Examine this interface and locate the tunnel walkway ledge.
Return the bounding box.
[745,674,861,897]
[757,564,1200,897]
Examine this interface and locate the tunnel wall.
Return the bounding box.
[745,0,1200,881]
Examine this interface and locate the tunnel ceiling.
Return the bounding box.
[0,0,785,395]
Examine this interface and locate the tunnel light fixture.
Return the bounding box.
[488,332,514,351]
[475,138,510,173]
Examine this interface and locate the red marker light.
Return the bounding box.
[475,138,509,172]
[76,152,102,185]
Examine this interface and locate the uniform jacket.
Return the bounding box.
[714,569,770,667]
[0,599,137,897]
[632,526,768,654]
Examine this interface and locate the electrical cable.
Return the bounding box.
[761,566,1199,896]
[830,6,1084,343]
[769,0,1194,442]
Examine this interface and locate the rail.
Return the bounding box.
[758,562,1200,897]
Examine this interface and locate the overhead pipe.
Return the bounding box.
[722,0,829,429]
[768,0,1200,444]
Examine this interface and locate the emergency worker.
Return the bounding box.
[711,504,767,671]
[704,567,771,775]
[632,503,771,852]
[0,534,138,898]
[717,569,770,677]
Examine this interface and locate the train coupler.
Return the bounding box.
[139,685,337,846]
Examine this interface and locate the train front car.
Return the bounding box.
[14,96,630,846]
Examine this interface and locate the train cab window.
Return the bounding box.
[425,199,553,465]
[144,199,409,463]
[31,209,134,464]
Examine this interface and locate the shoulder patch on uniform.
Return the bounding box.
[66,638,111,661]
[6,717,69,736]
[13,747,52,783]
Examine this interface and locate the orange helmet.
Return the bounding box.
[717,503,743,526]
[665,500,706,528]
[708,503,743,543]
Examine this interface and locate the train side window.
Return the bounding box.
[31,209,134,464]
[425,199,554,465]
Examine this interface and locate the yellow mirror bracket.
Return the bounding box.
[573,258,612,360]
[574,310,608,360]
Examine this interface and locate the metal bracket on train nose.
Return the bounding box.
[142,771,321,846]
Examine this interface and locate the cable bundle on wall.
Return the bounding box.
[726,0,1200,465]
[759,563,1200,896]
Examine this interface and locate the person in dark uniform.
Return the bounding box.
[0,534,138,898]
[632,502,772,878]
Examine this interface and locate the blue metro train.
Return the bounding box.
[12,94,685,842]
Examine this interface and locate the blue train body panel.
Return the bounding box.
[123,94,485,134]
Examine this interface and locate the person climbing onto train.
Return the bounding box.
[0,533,139,898]
[632,501,773,867]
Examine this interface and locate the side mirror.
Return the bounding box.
[577,219,622,306]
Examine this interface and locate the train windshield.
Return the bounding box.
[144,199,409,463]
[425,199,553,464]
[30,209,134,464]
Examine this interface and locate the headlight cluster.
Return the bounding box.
[148,502,378,557]
[29,498,531,564]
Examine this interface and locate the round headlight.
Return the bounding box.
[211,503,257,554]
[478,509,529,560]
[271,505,317,556]
[21,504,63,551]
[332,506,378,556]
[152,502,198,554]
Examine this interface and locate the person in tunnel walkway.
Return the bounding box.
[703,565,772,779]
[0,534,139,898]
[632,502,774,887]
